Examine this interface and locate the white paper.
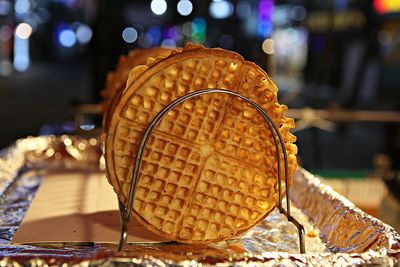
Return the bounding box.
[12,171,167,244]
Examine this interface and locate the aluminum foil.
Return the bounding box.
[0,171,42,244]
[0,135,399,266]
[0,142,25,197]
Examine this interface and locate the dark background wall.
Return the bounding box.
[0,0,399,172]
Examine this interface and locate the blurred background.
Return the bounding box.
[0,0,399,226]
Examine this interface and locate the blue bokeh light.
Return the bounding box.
[148,26,162,45]
[15,0,30,14]
[209,0,233,19]
[58,29,77,47]
[122,27,138,43]
[76,24,92,44]
[177,0,193,16]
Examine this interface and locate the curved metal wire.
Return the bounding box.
[117,89,305,253]
[117,200,128,251]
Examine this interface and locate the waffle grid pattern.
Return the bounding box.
[121,59,233,145]
[180,155,276,240]
[111,121,143,190]
[132,134,205,236]
[107,48,297,242]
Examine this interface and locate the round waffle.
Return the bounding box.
[105,43,297,243]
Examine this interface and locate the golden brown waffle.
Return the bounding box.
[105,43,297,243]
[101,47,174,133]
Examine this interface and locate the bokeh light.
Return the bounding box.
[36,8,51,23]
[161,38,177,48]
[58,29,77,47]
[25,17,38,31]
[122,27,138,43]
[13,34,29,72]
[151,0,167,16]
[262,38,274,54]
[0,0,11,15]
[209,0,233,19]
[13,57,29,71]
[138,33,152,48]
[164,26,181,41]
[182,21,192,37]
[148,26,162,45]
[192,17,206,43]
[177,0,193,16]
[258,0,274,38]
[237,1,251,19]
[291,5,306,21]
[15,23,32,39]
[76,24,93,44]
[15,0,30,14]
[80,124,95,131]
[273,27,308,68]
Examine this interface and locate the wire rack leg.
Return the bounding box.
[118,200,128,252]
[280,207,306,253]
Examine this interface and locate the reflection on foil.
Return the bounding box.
[0,135,398,266]
[241,203,328,254]
[0,142,25,196]
[292,169,400,256]
[0,135,102,246]
[18,135,102,170]
[0,172,42,244]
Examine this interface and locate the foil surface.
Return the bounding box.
[0,171,42,244]
[0,135,399,266]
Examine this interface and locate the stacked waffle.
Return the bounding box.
[102,43,297,243]
[101,47,174,135]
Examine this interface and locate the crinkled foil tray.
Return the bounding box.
[0,135,399,266]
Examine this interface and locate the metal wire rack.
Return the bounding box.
[116,88,305,253]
